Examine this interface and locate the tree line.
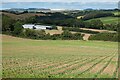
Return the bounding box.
[89,32,118,42]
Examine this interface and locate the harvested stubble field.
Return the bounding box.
[2,35,118,78]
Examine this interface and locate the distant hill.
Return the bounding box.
[2,12,45,20]
[84,8,94,10]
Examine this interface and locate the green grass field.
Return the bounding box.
[113,11,119,15]
[86,17,118,24]
[2,35,118,78]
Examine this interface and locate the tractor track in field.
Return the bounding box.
[59,56,110,78]
[94,55,115,78]
[26,56,84,74]
[49,58,89,75]
[37,57,87,74]
[50,56,104,77]
[72,56,110,78]
[112,63,118,78]
[3,56,77,75]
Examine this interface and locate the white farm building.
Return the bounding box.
[22,24,52,30]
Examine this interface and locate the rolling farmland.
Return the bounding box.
[2,35,118,78]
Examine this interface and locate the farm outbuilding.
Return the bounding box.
[22,24,52,30]
[22,24,34,29]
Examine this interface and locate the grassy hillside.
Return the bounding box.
[2,35,118,78]
[86,17,118,24]
[113,11,119,15]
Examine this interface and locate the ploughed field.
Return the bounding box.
[2,35,118,78]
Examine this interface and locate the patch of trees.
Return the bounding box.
[85,19,118,31]
[62,27,99,34]
[82,12,114,20]
[25,16,37,24]
[25,16,85,28]
[13,21,23,35]
[85,19,104,29]
[57,19,85,27]
[35,13,81,27]
[2,15,15,32]
[25,13,73,25]
[65,10,94,17]
[2,15,24,36]
[103,24,118,31]
[36,12,73,22]
[89,32,118,42]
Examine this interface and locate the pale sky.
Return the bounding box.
[2,0,120,2]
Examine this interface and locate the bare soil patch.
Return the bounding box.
[83,34,91,41]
